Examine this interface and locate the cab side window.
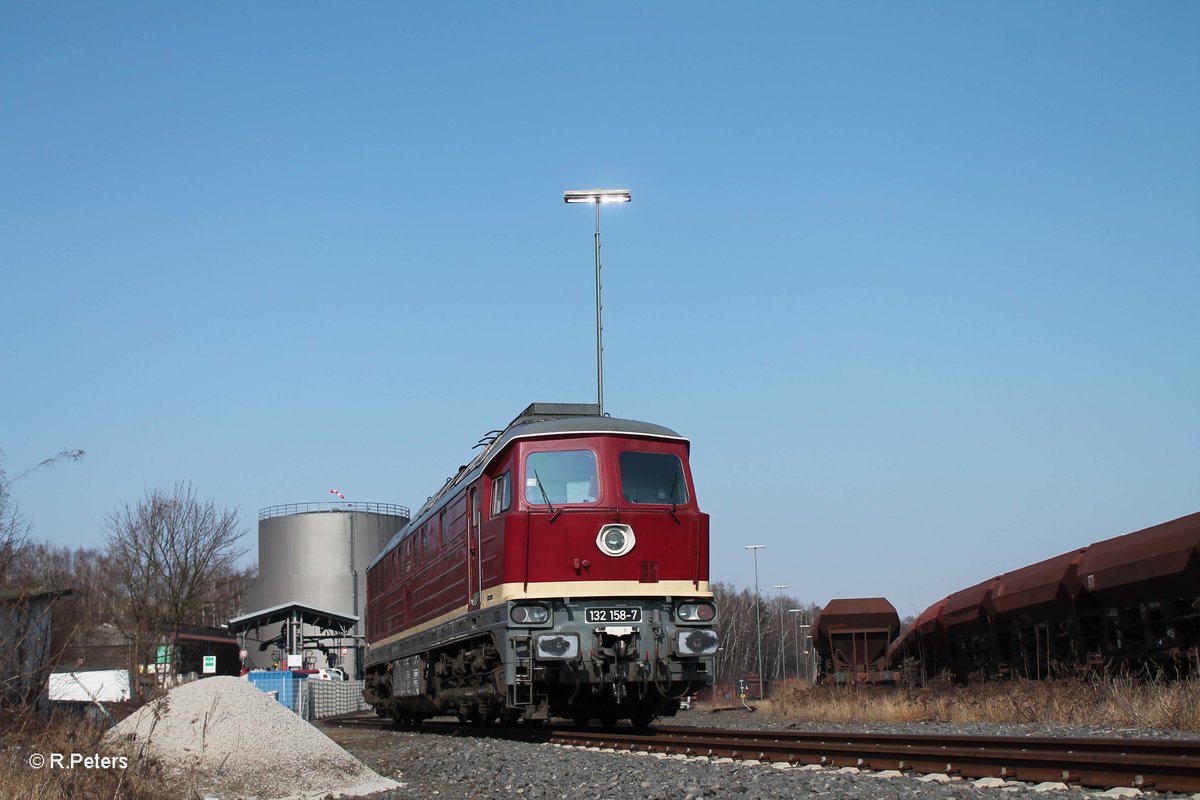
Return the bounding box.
[491,471,511,516]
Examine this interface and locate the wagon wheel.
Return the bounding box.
[628,703,655,730]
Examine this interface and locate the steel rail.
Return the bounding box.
[551,726,1200,793]
[320,714,1200,792]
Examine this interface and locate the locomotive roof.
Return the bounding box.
[369,406,688,569]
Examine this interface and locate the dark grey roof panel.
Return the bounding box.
[228,600,360,631]
[507,415,683,440]
[512,403,601,424]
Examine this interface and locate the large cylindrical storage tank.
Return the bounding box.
[246,502,409,677]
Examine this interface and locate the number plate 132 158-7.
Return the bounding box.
[585,607,642,623]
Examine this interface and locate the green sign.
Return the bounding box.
[202,655,217,674]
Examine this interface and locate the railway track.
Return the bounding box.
[323,714,1200,793]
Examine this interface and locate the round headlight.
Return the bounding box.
[596,524,635,557]
[510,605,549,624]
[677,603,715,622]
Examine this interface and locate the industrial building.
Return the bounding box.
[231,502,409,677]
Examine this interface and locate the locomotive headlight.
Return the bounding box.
[596,524,635,557]
[676,603,716,622]
[510,604,550,625]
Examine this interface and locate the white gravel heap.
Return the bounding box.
[107,675,400,800]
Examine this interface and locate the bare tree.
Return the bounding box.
[0,451,31,582]
[711,582,821,687]
[194,562,258,627]
[0,447,85,708]
[104,482,248,698]
[0,447,85,583]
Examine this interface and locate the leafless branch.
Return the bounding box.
[10,448,87,482]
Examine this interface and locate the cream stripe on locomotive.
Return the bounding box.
[366,579,711,653]
[482,579,711,604]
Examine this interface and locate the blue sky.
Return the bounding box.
[2,3,1197,618]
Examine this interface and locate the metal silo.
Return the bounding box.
[245,502,409,677]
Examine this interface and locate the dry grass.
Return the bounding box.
[750,675,1200,732]
[0,708,175,800]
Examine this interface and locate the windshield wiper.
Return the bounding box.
[533,469,556,514]
[667,473,680,523]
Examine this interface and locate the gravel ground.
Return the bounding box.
[321,709,1200,800]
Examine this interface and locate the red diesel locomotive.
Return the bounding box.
[362,403,716,727]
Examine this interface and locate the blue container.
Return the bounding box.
[247,670,305,713]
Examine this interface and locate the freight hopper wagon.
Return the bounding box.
[362,404,716,728]
[813,598,900,684]
[895,513,1200,680]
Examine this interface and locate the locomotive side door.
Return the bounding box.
[467,486,481,609]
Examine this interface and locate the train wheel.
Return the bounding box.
[628,704,655,730]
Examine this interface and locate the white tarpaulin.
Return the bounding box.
[48,670,131,702]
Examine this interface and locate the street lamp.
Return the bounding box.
[773,585,789,679]
[745,544,765,700]
[787,609,804,682]
[800,623,813,683]
[563,188,632,417]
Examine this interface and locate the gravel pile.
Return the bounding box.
[108,676,401,800]
[323,710,1200,800]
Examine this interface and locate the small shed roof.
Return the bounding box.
[228,601,359,633]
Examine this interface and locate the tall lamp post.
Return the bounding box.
[773,585,789,679]
[787,609,804,682]
[800,623,813,683]
[745,544,766,700]
[563,188,632,417]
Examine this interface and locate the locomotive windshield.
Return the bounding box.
[619,451,689,504]
[524,449,599,505]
